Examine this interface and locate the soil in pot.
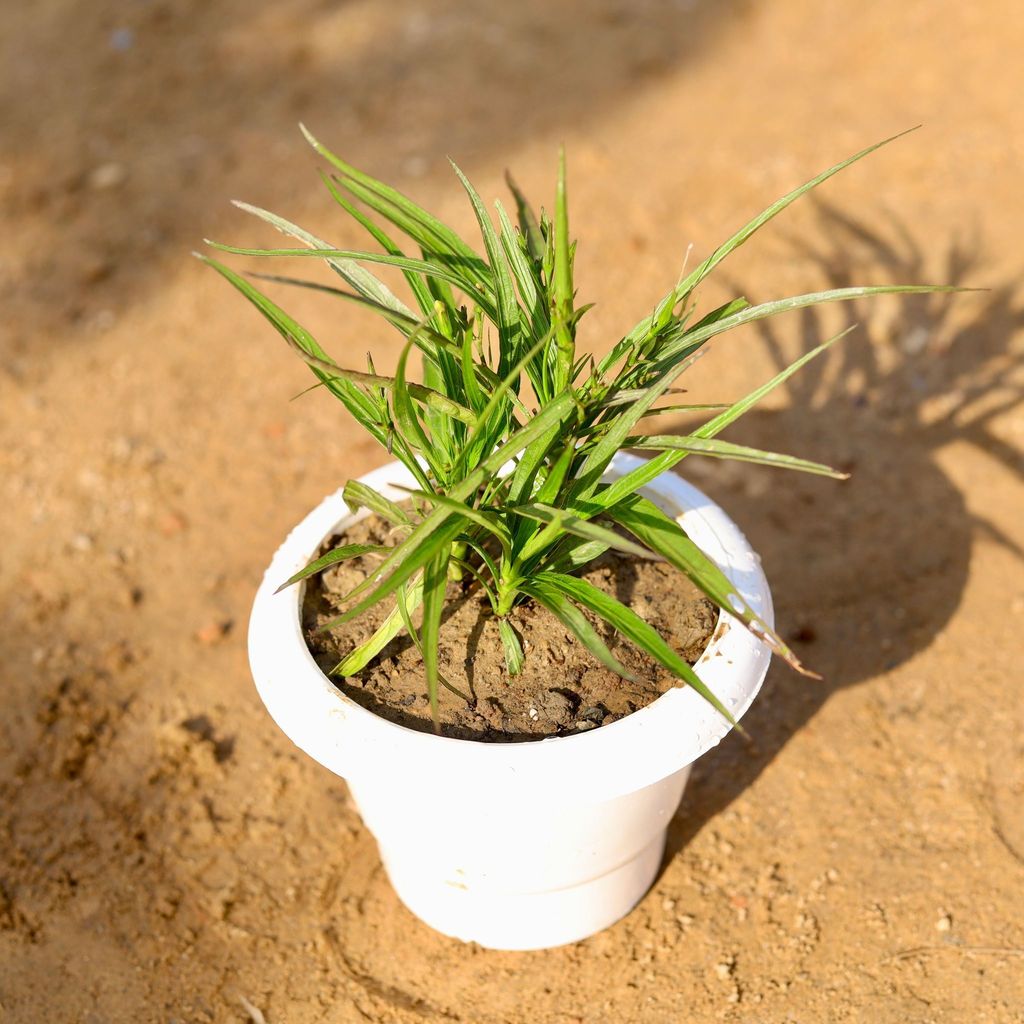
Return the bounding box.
[302,513,718,741]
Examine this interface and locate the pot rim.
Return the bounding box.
[248,453,773,802]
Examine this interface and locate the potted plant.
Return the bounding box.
[201,128,949,950]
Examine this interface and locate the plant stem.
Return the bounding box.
[495,569,520,616]
[447,540,468,581]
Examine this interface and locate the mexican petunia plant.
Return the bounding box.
[201,126,951,728]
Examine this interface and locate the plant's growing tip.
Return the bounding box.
[202,127,955,730]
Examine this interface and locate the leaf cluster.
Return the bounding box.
[202,127,954,729]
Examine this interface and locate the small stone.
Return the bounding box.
[826,868,839,882]
[109,436,134,461]
[715,961,733,980]
[109,28,134,52]
[402,155,428,178]
[88,162,127,190]
[81,258,114,285]
[936,913,952,932]
[159,511,189,536]
[89,309,117,332]
[196,620,233,646]
[536,689,573,727]
[900,325,930,356]
[71,532,94,552]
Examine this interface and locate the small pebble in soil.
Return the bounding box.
[936,913,953,932]
[790,622,818,644]
[196,620,233,646]
[88,161,128,189]
[159,511,189,536]
[536,689,575,728]
[108,28,135,52]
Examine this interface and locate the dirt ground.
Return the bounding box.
[2,1,1024,1021]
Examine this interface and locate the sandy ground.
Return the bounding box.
[2,1,1024,1021]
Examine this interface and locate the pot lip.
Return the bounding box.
[248,453,774,801]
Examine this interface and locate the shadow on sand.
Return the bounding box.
[659,206,1024,866]
[3,0,750,352]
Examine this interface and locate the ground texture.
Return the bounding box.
[2,1,1023,1021]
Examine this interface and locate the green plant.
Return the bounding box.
[201,127,952,728]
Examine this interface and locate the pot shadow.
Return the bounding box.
[655,207,1024,868]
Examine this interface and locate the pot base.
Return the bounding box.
[382,828,670,951]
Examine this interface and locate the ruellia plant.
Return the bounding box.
[201,126,951,727]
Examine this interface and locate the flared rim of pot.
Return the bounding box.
[248,453,774,804]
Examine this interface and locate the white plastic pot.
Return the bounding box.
[248,453,773,950]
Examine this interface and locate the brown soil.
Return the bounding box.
[303,514,717,740]
[3,1,1024,1022]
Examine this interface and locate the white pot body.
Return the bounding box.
[248,454,773,950]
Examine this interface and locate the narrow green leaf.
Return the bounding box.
[606,493,815,677]
[396,487,513,555]
[627,435,848,478]
[498,618,525,676]
[608,128,923,368]
[552,147,574,392]
[246,271,428,338]
[534,440,577,505]
[322,392,578,624]
[496,198,549,366]
[395,582,475,703]
[506,421,561,507]
[597,386,688,409]
[532,571,735,724]
[300,124,488,283]
[421,549,451,730]
[568,344,696,504]
[275,329,477,427]
[519,579,637,682]
[504,170,545,264]
[343,480,411,526]
[276,542,386,593]
[592,326,857,510]
[450,161,523,379]
[318,172,436,316]
[204,240,489,303]
[230,200,412,315]
[676,129,921,300]
[393,333,437,469]
[460,317,486,412]
[654,284,963,368]
[334,579,423,676]
[513,502,655,563]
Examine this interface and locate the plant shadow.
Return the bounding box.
[656,207,1024,867]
